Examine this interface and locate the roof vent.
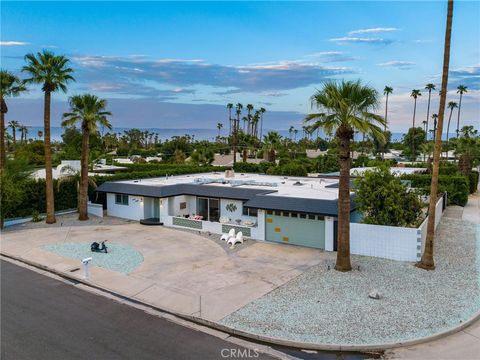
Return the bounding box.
[293,181,303,186]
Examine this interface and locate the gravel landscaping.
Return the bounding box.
[220,217,480,345]
[41,242,144,274]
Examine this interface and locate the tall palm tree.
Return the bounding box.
[259,107,266,140]
[233,103,242,165]
[37,130,43,139]
[455,85,467,138]
[410,89,422,158]
[226,103,233,136]
[1,70,27,169]
[417,0,454,271]
[293,128,298,142]
[20,125,29,143]
[445,101,457,158]
[216,122,223,138]
[431,113,438,141]
[289,126,294,139]
[382,86,393,159]
[305,80,385,271]
[62,94,111,220]
[22,50,75,224]
[7,120,19,149]
[246,104,254,135]
[424,83,436,140]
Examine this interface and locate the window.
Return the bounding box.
[196,197,220,222]
[282,211,290,217]
[274,210,281,216]
[299,213,306,219]
[115,194,129,205]
[317,215,325,221]
[291,212,298,218]
[267,210,273,215]
[308,214,316,220]
[242,205,258,217]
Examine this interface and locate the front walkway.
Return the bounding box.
[1,215,329,321]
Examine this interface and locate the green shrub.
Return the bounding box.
[468,171,479,194]
[402,174,469,206]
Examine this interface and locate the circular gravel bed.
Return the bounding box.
[41,242,144,274]
[220,218,480,345]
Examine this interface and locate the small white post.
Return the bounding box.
[82,257,92,279]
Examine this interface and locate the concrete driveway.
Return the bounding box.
[1,215,330,321]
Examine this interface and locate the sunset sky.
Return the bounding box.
[2,1,479,133]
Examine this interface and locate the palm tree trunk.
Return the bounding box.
[79,125,90,220]
[426,90,431,140]
[0,97,6,170]
[382,93,389,160]
[335,125,353,272]
[44,90,56,224]
[417,0,453,271]
[456,93,462,138]
[412,99,417,159]
[445,108,453,159]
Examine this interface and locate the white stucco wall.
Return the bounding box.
[87,202,103,218]
[324,216,335,251]
[106,193,144,221]
[220,198,258,224]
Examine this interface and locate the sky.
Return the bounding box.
[1,1,479,133]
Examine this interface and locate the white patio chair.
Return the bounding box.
[228,231,243,246]
[221,228,235,242]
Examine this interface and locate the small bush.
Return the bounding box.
[468,171,479,194]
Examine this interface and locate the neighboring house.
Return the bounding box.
[96,172,358,251]
[33,160,127,179]
[211,153,267,167]
[306,149,328,158]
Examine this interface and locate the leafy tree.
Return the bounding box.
[15,140,45,165]
[402,127,426,160]
[354,165,423,227]
[22,50,75,224]
[305,80,385,271]
[189,147,214,166]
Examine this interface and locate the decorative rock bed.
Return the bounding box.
[220,218,480,345]
[41,242,144,274]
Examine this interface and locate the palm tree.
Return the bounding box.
[293,128,298,142]
[445,101,457,158]
[305,80,385,271]
[226,103,233,136]
[289,126,294,139]
[62,94,111,220]
[382,86,393,159]
[7,120,19,149]
[410,89,422,158]
[246,104,254,135]
[417,0,453,271]
[431,113,438,141]
[424,83,436,140]
[259,107,266,140]
[455,85,467,138]
[37,130,43,139]
[22,50,75,224]
[20,125,28,143]
[216,122,223,138]
[1,70,27,169]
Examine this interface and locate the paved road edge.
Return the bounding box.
[2,252,479,352]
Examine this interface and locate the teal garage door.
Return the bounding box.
[265,211,325,249]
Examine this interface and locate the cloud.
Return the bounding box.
[449,64,480,90]
[377,61,415,69]
[72,55,352,96]
[414,39,433,44]
[330,37,393,45]
[0,41,30,46]
[348,27,399,36]
[304,51,356,62]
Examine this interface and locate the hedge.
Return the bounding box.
[233,162,275,174]
[402,174,469,206]
[469,171,479,194]
[6,166,226,219]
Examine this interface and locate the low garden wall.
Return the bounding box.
[350,194,445,261]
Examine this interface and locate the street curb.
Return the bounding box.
[2,251,480,352]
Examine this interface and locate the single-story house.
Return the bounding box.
[95,171,359,251]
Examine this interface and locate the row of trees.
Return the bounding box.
[1,51,112,226]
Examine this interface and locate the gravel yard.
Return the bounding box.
[220,217,480,345]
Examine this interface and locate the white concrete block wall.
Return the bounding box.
[106,193,144,221]
[350,223,419,261]
[87,202,103,217]
[324,217,335,251]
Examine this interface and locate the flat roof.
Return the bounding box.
[96,172,355,215]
